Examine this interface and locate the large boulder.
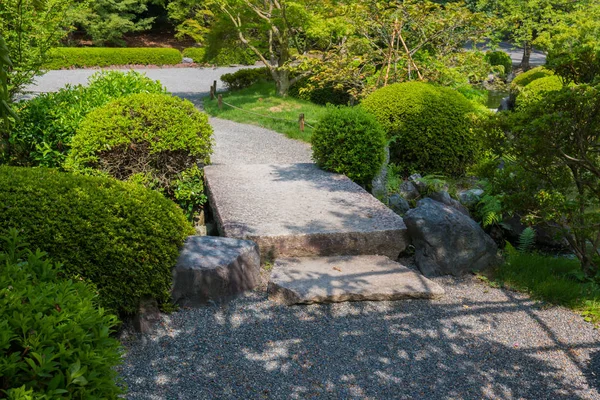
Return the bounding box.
[404,198,498,277]
[172,236,260,306]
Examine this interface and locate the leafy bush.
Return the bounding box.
[221,67,272,90]
[311,107,386,185]
[44,48,182,69]
[203,40,258,66]
[182,47,206,63]
[65,93,213,217]
[0,229,124,399]
[0,166,194,315]
[511,66,554,88]
[515,75,563,109]
[289,78,352,106]
[485,50,512,76]
[7,71,166,167]
[361,82,478,177]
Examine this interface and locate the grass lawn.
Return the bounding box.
[203,82,328,142]
[486,245,600,325]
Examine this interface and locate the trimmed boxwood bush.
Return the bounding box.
[515,75,564,109]
[0,230,123,398]
[65,93,214,218]
[289,78,352,106]
[182,47,206,63]
[8,71,166,168]
[44,47,182,69]
[485,50,513,76]
[362,82,478,177]
[0,166,194,315]
[312,107,386,185]
[511,66,554,88]
[221,67,272,90]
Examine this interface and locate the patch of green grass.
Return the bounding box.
[203,82,328,142]
[494,245,600,325]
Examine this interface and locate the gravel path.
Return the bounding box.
[119,276,600,399]
[209,118,312,165]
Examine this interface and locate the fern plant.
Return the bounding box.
[478,192,503,228]
[517,227,536,253]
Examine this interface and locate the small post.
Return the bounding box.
[299,113,305,132]
[218,94,223,109]
[210,86,215,100]
[213,80,217,94]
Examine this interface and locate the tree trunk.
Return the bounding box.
[275,69,290,97]
[520,41,532,71]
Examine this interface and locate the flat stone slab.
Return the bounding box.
[204,163,409,260]
[268,255,445,305]
[172,236,260,307]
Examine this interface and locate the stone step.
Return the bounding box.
[204,163,408,261]
[267,255,445,305]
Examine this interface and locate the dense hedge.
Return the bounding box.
[7,71,166,168]
[221,67,272,90]
[65,93,213,218]
[0,230,123,398]
[485,51,512,76]
[515,75,564,109]
[0,166,194,315]
[182,47,206,63]
[312,107,386,185]
[289,78,352,106]
[44,47,182,69]
[511,66,554,88]
[362,82,478,177]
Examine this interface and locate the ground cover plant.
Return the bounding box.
[6,71,167,167]
[0,166,194,315]
[203,81,327,142]
[44,48,182,69]
[65,92,213,219]
[0,229,124,399]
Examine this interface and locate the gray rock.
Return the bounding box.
[171,236,260,307]
[399,180,420,200]
[409,173,427,193]
[457,188,484,206]
[499,96,510,111]
[404,198,498,277]
[268,255,445,305]
[133,297,161,335]
[371,147,390,202]
[182,57,194,64]
[388,193,410,216]
[428,191,470,216]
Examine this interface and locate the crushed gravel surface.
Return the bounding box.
[119,276,600,399]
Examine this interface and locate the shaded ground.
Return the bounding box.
[119,276,600,399]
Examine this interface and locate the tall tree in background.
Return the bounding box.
[0,0,83,97]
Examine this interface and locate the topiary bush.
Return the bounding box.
[289,77,352,106]
[65,93,214,218]
[485,50,513,77]
[361,82,478,177]
[0,229,124,398]
[511,66,554,88]
[0,166,194,315]
[44,47,182,69]
[221,67,272,90]
[7,71,166,167]
[312,107,386,185]
[182,47,206,63]
[515,75,564,109]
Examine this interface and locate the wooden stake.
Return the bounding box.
[299,113,305,132]
[218,94,223,109]
[210,86,215,100]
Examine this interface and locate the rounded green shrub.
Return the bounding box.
[515,75,564,109]
[312,107,386,185]
[65,93,213,215]
[8,71,166,168]
[361,82,478,177]
[0,166,194,315]
[485,51,513,76]
[0,230,123,398]
[511,66,554,89]
[182,47,207,63]
[289,78,351,106]
[221,67,272,90]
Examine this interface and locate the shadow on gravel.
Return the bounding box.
[121,279,600,399]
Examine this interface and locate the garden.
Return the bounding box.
[1,0,600,398]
